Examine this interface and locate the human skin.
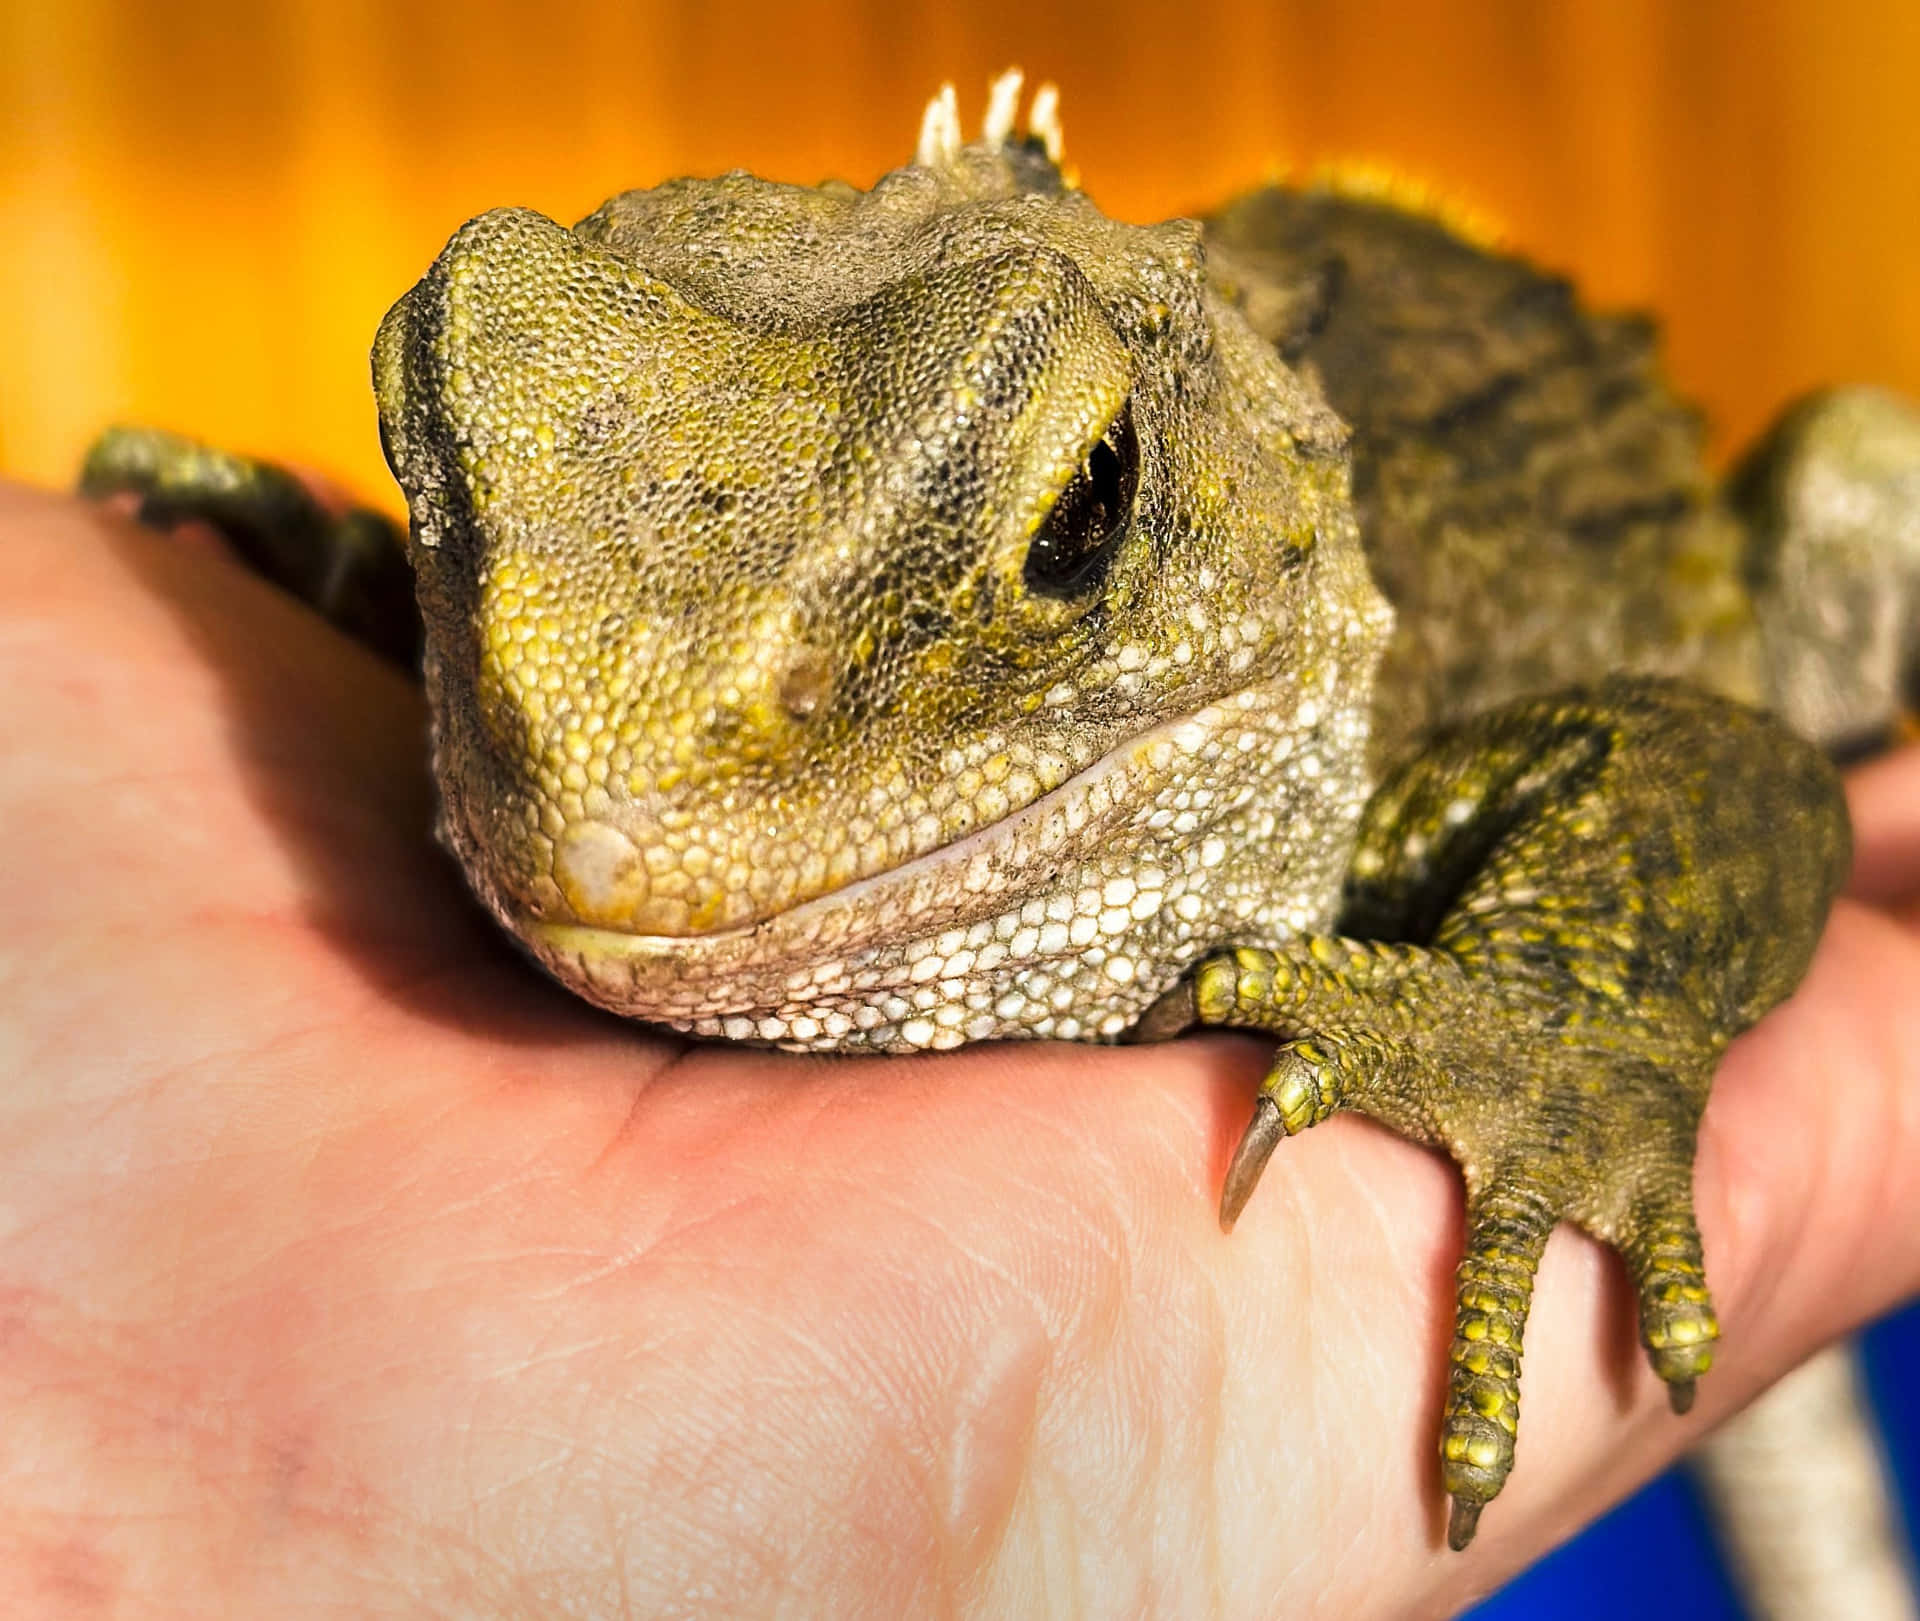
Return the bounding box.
[0,477,1916,1618]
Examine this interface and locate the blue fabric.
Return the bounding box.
[1465,1299,1920,1620]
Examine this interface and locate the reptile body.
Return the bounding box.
[82,73,1920,1598]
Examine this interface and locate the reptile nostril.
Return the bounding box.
[779,647,833,720]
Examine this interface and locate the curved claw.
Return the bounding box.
[1220,1095,1287,1231]
[1126,979,1197,1044]
[1447,1497,1484,1552]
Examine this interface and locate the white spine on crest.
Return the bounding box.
[983,68,1024,143]
[915,83,962,168]
[917,71,1066,168]
[1029,82,1064,163]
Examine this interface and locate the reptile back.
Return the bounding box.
[1205,188,1767,761]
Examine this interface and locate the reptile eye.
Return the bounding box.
[1024,401,1139,597]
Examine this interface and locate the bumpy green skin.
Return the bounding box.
[1138,678,1850,1545]
[82,101,1920,1549]
[1206,191,1920,763]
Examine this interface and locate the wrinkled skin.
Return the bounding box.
[4,482,1918,1617]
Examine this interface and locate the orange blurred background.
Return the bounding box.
[4,0,1918,505]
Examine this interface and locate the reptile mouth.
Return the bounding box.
[518,688,1267,994]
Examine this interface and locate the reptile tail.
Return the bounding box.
[1727,386,1920,758]
[1694,1342,1917,1621]
[1695,386,1920,1620]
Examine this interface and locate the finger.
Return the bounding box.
[1846,743,1920,914]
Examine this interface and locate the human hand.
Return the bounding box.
[2,481,1916,1618]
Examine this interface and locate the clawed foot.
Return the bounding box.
[1162,934,1722,1545]
[1135,682,1847,1547]
[80,425,420,666]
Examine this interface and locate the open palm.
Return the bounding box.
[3,480,1917,1619]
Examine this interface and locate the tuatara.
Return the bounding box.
[83,70,1920,1596]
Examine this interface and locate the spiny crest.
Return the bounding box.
[1301,158,1508,253]
[915,69,1066,171]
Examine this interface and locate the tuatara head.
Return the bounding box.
[372,72,1392,1050]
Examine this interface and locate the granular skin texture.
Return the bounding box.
[82,75,1920,1552]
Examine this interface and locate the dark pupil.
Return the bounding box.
[1025,402,1139,596]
